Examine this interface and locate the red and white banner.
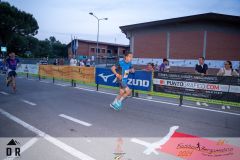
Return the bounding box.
[153,78,240,94]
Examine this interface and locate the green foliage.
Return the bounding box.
[0,2,38,45]
[0,2,67,58]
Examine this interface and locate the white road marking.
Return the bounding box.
[21,99,37,106]
[0,108,96,160]
[202,102,209,106]
[40,81,50,84]
[182,104,240,116]
[72,87,240,116]
[196,102,201,106]
[27,78,35,81]
[131,126,179,155]
[35,80,240,116]
[75,87,95,92]
[4,137,39,160]
[0,91,9,95]
[59,114,92,127]
[98,91,117,96]
[133,97,179,106]
[55,83,69,87]
[20,137,39,153]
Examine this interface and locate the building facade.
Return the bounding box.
[120,13,240,72]
[67,39,129,59]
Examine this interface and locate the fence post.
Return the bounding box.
[131,72,135,97]
[135,91,139,97]
[38,74,41,81]
[132,89,135,97]
[179,94,183,106]
[74,80,76,87]
[71,79,74,87]
[27,73,29,79]
[96,83,99,91]
[53,77,55,84]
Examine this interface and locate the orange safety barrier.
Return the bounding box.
[62,66,72,80]
[52,65,61,79]
[71,66,95,83]
[39,65,53,77]
[39,65,95,83]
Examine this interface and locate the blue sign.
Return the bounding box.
[96,68,152,91]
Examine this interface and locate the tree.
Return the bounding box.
[0,2,39,46]
[0,2,67,58]
[10,34,28,56]
[49,36,56,44]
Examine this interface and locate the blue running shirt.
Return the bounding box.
[6,58,20,71]
[115,60,132,83]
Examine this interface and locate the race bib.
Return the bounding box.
[123,70,130,78]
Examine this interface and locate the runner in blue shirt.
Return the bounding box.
[110,52,135,111]
[6,52,20,92]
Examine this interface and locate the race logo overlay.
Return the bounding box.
[6,139,21,158]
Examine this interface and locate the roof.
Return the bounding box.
[67,39,129,48]
[120,12,240,33]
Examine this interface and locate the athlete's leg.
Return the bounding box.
[111,88,124,105]
[6,72,12,86]
[11,76,16,91]
[116,88,125,100]
[119,87,131,102]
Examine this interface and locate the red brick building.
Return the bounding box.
[67,39,129,59]
[120,13,240,72]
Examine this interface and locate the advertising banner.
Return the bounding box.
[153,72,240,102]
[96,68,152,91]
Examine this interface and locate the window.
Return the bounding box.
[107,49,112,53]
[90,48,95,52]
[102,49,106,53]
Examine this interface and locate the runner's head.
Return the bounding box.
[9,52,16,59]
[124,52,133,63]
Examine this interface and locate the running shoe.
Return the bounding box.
[110,101,120,111]
[116,100,123,110]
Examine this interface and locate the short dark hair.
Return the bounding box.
[151,63,154,67]
[124,51,132,57]
[199,57,205,60]
[226,60,232,69]
[163,58,168,62]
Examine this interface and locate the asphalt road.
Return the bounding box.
[0,75,240,160]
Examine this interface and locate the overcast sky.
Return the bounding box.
[4,0,240,45]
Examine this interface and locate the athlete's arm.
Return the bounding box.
[111,65,122,79]
[130,68,135,73]
[129,63,135,73]
[16,59,21,69]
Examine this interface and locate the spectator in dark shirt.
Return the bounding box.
[159,58,170,72]
[195,57,208,75]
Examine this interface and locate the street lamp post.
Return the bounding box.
[89,12,108,64]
